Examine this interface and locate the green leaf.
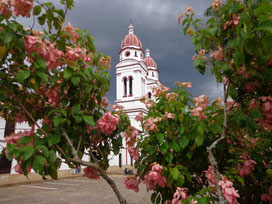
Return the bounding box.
[254,20,272,32]
[170,167,179,180]
[22,146,34,161]
[33,5,42,15]
[48,150,56,164]
[160,142,169,154]
[33,135,47,146]
[195,134,204,146]
[71,104,81,115]
[197,124,205,135]
[71,76,80,86]
[165,151,173,163]
[4,32,13,45]
[179,137,189,149]
[33,155,46,175]
[48,165,58,180]
[36,145,49,158]
[63,68,73,79]
[47,134,60,146]
[17,136,32,145]
[169,141,180,152]
[156,133,164,143]
[16,70,30,82]
[179,127,185,135]
[53,116,65,127]
[38,14,46,25]
[36,71,48,82]
[83,115,95,127]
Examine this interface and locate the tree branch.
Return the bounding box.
[207,77,228,204]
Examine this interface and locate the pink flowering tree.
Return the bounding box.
[0,1,130,203]
[125,0,272,203]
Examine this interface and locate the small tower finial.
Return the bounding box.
[145,48,150,57]
[128,22,134,34]
[130,18,132,24]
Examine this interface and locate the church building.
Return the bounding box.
[109,24,161,167]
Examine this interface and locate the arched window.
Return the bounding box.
[134,51,138,57]
[152,72,154,77]
[129,76,133,96]
[148,92,152,99]
[124,77,127,97]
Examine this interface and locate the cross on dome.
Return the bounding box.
[128,24,134,34]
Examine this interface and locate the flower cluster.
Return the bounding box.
[144,117,157,133]
[63,23,79,44]
[5,130,32,144]
[98,56,111,69]
[166,92,179,102]
[204,165,216,184]
[24,35,63,70]
[135,112,144,122]
[223,13,241,30]
[0,0,12,19]
[37,85,61,107]
[152,85,170,98]
[237,153,257,178]
[11,0,33,18]
[177,6,194,24]
[124,176,141,192]
[210,0,222,11]
[260,96,272,131]
[128,147,140,162]
[83,167,100,180]
[261,186,272,203]
[171,187,188,204]
[101,97,109,108]
[175,81,192,88]
[144,163,167,189]
[191,95,209,121]
[219,176,240,204]
[96,112,120,135]
[124,127,138,147]
[192,49,207,61]
[111,104,124,111]
[14,161,32,174]
[65,46,86,65]
[210,46,223,61]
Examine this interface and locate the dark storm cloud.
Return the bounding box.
[27,0,224,105]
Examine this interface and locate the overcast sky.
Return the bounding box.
[26,0,224,105]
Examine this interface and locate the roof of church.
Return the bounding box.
[120,24,143,50]
[143,48,157,69]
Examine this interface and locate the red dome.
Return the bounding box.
[144,56,157,68]
[121,34,142,49]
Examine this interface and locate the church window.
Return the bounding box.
[148,92,152,99]
[125,51,130,57]
[129,76,133,96]
[124,77,127,96]
[152,72,154,77]
[140,53,143,59]
[134,51,138,57]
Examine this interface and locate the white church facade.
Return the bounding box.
[109,24,161,167]
[0,24,161,174]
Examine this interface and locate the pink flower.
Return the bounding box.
[164,112,175,119]
[96,112,120,135]
[0,0,12,19]
[177,12,183,25]
[210,0,222,11]
[14,162,31,174]
[11,0,33,18]
[210,46,223,61]
[63,23,79,43]
[135,112,144,122]
[14,112,26,123]
[83,167,100,180]
[185,6,194,15]
[128,147,140,161]
[124,176,141,192]
[143,174,156,190]
[101,97,109,108]
[144,117,157,132]
[144,163,167,189]
[219,176,240,204]
[152,163,163,173]
[204,165,216,184]
[192,95,209,121]
[237,153,257,178]
[171,187,188,204]
[261,186,272,202]
[65,46,86,64]
[84,55,94,67]
[176,81,192,88]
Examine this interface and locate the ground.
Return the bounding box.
[0,175,152,204]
